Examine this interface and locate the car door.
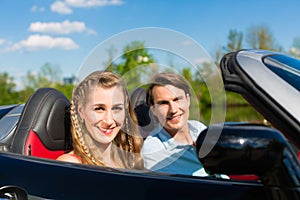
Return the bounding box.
[0,152,268,200]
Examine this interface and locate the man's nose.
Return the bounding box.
[169,101,179,112]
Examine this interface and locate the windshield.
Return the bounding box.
[263,54,300,91]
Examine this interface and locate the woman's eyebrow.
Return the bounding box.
[92,103,124,106]
[92,103,105,107]
[113,103,124,106]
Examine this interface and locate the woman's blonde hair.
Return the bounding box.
[70,70,144,169]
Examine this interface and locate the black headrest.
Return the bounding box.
[130,88,157,137]
[10,88,72,154]
[130,88,151,127]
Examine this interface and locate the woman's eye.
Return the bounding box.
[94,106,104,111]
[112,105,124,112]
[113,106,123,111]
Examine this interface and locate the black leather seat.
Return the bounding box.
[130,88,157,138]
[9,88,72,159]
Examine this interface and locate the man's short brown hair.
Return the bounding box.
[146,72,190,106]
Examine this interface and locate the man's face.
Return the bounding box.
[150,84,190,135]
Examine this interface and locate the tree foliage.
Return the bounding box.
[246,25,282,51]
[289,37,300,58]
[22,62,62,90]
[226,29,243,52]
[0,72,19,105]
[108,41,156,91]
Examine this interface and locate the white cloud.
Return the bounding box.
[7,34,79,52]
[51,1,73,14]
[85,29,97,35]
[51,0,124,14]
[65,0,124,7]
[31,5,45,12]
[28,20,93,35]
[0,39,5,45]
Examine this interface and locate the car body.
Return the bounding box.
[0,49,300,199]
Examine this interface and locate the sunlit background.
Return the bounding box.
[0,0,299,124]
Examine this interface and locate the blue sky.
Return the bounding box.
[0,0,300,89]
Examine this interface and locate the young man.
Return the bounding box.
[141,72,209,176]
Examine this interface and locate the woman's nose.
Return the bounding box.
[103,110,114,125]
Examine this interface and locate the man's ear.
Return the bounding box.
[186,93,191,107]
[150,105,157,117]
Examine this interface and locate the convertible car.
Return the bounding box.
[0,49,299,199]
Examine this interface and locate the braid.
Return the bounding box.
[126,115,134,154]
[71,100,104,165]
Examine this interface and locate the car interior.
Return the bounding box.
[3,87,263,180]
[8,87,72,160]
[5,86,300,188]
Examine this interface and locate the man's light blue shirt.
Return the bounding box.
[141,120,209,176]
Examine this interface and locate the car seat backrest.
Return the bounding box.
[130,88,158,138]
[9,88,72,159]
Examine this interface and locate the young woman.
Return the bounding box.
[57,71,144,169]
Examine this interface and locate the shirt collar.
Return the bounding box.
[153,122,198,150]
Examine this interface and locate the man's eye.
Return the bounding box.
[175,97,183,102]
[157,101,168,105]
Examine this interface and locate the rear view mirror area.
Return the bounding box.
[196,123,300,188]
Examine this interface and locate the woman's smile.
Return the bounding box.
[97,125,116,136]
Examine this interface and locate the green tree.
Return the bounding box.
[20,63,60,102]
[20,63,73,102]
[246,25,282,51]
[23,62,62,90]
[108,41,155,91]
[181,67,205,121]
[0,72,19,105]
[289,37,300,58]
[212,30,243,67]
[227,29,243,52]
[54,83,74,100]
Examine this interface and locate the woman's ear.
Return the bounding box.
[77,103,84,120]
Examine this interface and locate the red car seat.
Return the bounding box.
[9,88,72,159]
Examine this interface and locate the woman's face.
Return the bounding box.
[78,85,125,145]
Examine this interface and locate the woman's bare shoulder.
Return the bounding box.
[56,151,82,164]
